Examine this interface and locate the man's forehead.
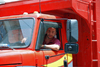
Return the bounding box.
[47,27,56,31]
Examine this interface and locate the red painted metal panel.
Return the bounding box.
[20,50,36,66]
[0,50,22,65]
[0,0,71,17]
[96,0,100,67]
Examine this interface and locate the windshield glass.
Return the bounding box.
[0,18,35,48]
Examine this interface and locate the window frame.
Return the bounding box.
[0,17,35,48]
[35,19,63,50]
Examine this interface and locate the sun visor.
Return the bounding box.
[43,21,62,32]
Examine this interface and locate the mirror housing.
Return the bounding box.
[67,19,78,42]
[64,43,79,54]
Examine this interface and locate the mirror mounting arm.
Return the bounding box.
[45,53,66,60]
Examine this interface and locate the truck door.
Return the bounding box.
[35,19,73,67]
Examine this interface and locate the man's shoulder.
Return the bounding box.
[52,38,60,46]
[53,38,60,42]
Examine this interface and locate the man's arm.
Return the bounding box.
[21,38,27,43]
[41,44,60,51]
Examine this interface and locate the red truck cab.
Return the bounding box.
[0,0,100,67]
[0,13,79,67]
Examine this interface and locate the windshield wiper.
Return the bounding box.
[0,44,15,50]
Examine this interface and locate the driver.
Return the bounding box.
[41,27,60,51]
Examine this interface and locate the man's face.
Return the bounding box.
[46,27,56,39]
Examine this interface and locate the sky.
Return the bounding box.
[0,0,20,4]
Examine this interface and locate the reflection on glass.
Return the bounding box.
[0,18,35,48]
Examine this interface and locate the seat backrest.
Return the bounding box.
[0,35,2,42]
[0,25,6,37]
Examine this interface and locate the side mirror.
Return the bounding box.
[64,43,79,54]
[67,19,78,42]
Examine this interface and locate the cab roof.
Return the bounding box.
[0,13,57,20]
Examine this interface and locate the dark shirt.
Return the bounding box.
[43,37,60,47]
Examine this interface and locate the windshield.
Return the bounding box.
[0,18,35,48]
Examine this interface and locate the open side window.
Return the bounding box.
[35,20,62,50]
